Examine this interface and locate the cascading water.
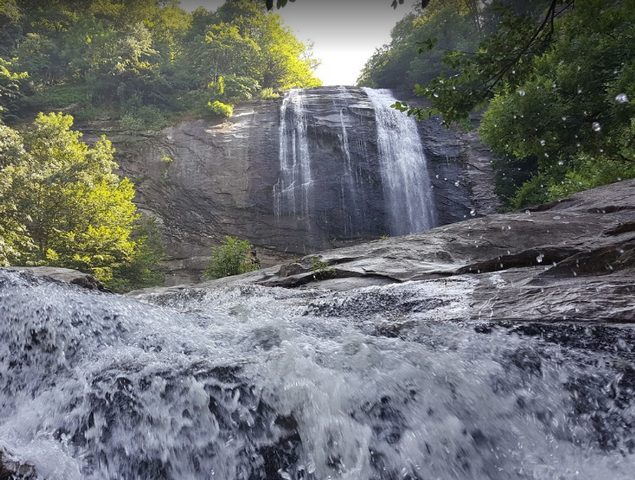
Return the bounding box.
[335,86,360,237]
[363,88,436,235]
[1,270,633,480]
[273,87,437,240]
[273,89,312,220]
[272,87,385,245]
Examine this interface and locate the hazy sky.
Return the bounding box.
[180,0,413,85]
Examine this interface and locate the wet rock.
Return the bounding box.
[0,450,37,480]
[189,179,634,324]
[5,266,105,291]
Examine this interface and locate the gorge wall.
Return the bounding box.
[84,87,499,285]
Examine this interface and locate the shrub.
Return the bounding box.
[208,100,233,118]
[120,105,170,131]
[224,75,260,101]
[259,88,280,100]
[204,236,259,279]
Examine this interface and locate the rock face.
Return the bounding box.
[145,180,634,324]
[85,87,500,285]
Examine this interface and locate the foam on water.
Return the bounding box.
[0,271,633,479]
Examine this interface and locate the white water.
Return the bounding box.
[273,89,312,219]
[363,88,436,235]
[273,88,437,238]
[336,86,359,237]
[0,271,633,479]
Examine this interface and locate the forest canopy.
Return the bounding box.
[0,0,321,127]
[359,0,634,208]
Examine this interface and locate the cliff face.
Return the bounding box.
[86,87,500,285]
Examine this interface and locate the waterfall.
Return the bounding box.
[335,86,359,237]
[272,87,436,243]
[273,89,312,219]
[272,87,381,244]
[363,88,436,235]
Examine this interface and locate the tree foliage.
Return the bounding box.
[0,113,163,289]
[0,57,28,123]
[2,0,320,126]
[361,0,634,208]
[204,236,259,280]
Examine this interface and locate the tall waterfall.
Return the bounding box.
[363,88,436,235]
[273,89,312,219]
[272,87,385,248]
[272,87,436,246]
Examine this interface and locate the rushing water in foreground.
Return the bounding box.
[0,270,633,479]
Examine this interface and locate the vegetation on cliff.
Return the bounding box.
[0,0,320,128]
[359,0,634,208]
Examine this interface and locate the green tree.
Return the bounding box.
[204,236,259,279]
[107,215,166,292]
[367,0,633,207]
[4,0,321,126]
[0,112,138,282]
[358,3,479,90]
[478,0,634,207]
[0,57,28,122]
[0,124,32,265]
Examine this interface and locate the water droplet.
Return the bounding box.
[615,93,629,103]
[517,89,526,96]
[592,122,601,132]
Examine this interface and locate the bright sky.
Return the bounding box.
[180,0,413,85]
